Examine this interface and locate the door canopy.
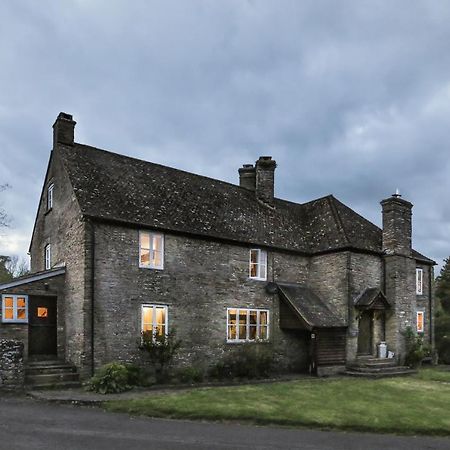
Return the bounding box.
[354,288,391,310]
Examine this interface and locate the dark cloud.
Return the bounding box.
[1,1,449,271]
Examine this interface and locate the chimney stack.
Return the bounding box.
[238,164,256,191]
[53,112,76,148]
[380,193,413,256]
[255,156,276,206]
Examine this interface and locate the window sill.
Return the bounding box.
[226,339,270,344]
[139,265,164,271]
[249,277,267,282]
[1,320,28,325]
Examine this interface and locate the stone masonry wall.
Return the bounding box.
[90,222,311,375]
[29,146,88,373]
[0,339,24,389]
[415,263,434,348]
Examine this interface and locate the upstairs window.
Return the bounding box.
[141,304,168,339]
[249,249,267,280]
[416,268,423,295]
[139,232,164,269]
[2,295,28,323]
[47,183,54,210]
[416,311,424,333]
[227,308,269,342]
[45,244,51,270]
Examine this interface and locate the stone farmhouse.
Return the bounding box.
[0,113,435,383]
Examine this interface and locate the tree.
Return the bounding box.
[0,255,29,283]
[0,183,10,229]
[435,258,450,364]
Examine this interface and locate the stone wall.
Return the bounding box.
[90,222,310,375]
[0,339,24,389]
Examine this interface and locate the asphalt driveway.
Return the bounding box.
[0,395,448,450]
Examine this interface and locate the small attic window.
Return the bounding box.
[45,244,51,270]
[47,183,54,210]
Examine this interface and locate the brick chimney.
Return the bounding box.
[238,164,256,191]
[380,192,412,256]
[53,112,76,148]
[255,156,276,205]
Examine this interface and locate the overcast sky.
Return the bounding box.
[1,1,450,273]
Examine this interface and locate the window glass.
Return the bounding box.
[249,249,267,280]
[416,268,423,295]
[4,297,13,308]
[2,295,28,323]
[227,308,269,342]
[141,305,168,339]
[417,311,424,333]
[140,232,164,269]
[47,183,54,210]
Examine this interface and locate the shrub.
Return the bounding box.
[176,366,205,384]
[87,362,132,394]
[209,343,273,380]
[139,329,182,383]
[437,336,450,364]
[404,327,425,368]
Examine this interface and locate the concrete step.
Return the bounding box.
[26,365,77,375]
[25,372,80,385]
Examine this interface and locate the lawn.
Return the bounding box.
[105,367,450,435]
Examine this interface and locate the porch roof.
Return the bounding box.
[276,282,347,330]
[354,288,391,310]
[0,267,66,291]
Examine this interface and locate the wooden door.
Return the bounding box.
[357,310,373,355]
[29,296,57,357]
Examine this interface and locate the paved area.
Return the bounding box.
[0,395,449,450]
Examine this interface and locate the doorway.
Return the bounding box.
[28,296,57,357]
[357,310,373,355]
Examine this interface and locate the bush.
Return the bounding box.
[437,336,450,364]
[404,327,425,368]
[87,362,132,394]
[176,366,205,384]
[139,329,182,383]
[209,343,273,380]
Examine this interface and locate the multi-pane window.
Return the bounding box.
[416,268,423,295]
[416,311,424,333]
[139,232,164,269]
[249,249,267,280]
[141,305,168,339]
[47,183,54,210]
[227,308,269,342]
[45,244,51,270]
[2,295,28,323]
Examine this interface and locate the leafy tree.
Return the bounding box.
[0,183,10,229]
[435,258,450,364]
[0,255,29,283]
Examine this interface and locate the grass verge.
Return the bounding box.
[105,367,450,435]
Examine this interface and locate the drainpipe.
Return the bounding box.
[90,220,96,376]
[429,265,433,349]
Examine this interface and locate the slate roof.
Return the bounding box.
[57,143,433,260]
[277,282,346,328]
[354,288,391,309]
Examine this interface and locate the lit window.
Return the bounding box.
[416,311,424,333]
[141,305,168,339]
[37,307,48,318]
[249,249,267,280]
[139,231,164,269]
[47,183,54,210]
[45,244,51,270]
[416,268,423,295]
[227,308,269,342]
[2,295,28,323]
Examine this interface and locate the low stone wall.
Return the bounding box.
[0,339,24,389]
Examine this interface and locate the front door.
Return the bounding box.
[29,296,57,357]
[357,310,373,355]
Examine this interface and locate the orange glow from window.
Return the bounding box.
[37,307,48,318]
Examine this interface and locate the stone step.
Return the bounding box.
[25,372,80,385]
[344,369,417,378]
[28,380,82,390]
[351,360,397,369]
[347,365,411,374]
[26,364,77,375]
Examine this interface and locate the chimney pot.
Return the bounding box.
[238,164,256,191]
[255,156,277,205]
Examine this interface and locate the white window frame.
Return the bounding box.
[141,304,168,340]
[2,294,28,323]
[47,183,54,210]
[249,249,267,280]
[45,244,51,270]
[226,307,270,343]
[416,311,424,333]
[416,268,423,295]
[139,231,164,270]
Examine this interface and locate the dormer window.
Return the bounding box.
[139,231,164,269]
[45,244,51,270]
[47,183,54,210]
[249,249,267,280]
[416,268,423,295]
